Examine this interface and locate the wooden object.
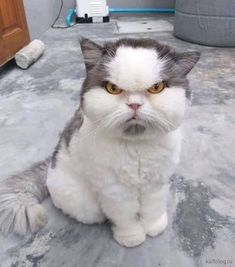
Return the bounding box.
[0,0,30,66]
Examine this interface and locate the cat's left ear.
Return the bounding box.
[175,51,200,76]
[80,38,103,72]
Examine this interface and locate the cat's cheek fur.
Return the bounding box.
[151,87,186,129]
[82,88,121,123]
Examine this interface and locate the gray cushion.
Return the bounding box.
[174,0,235,47]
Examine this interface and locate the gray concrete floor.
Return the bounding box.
[0,15,235,267]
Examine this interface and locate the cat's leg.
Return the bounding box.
[140,184,168,237]
[47,163,105,224]
[99,184,145,247]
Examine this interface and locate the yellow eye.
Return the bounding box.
[105,82,123,95]
[147,81,166,94]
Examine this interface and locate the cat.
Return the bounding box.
[0,38,200,247]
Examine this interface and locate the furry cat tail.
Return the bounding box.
[0,159,49,236]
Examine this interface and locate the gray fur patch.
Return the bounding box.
[51,142,61,169]
[0,160,49,235]
[124,124,146,135]
[167,76,191,99]
[51,108,83,168]
[80,38,103,72]
[62,108,83,147]
[174,52,201,76]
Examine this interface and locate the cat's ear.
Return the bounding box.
[174,51,200,76]
[80,38,103,71]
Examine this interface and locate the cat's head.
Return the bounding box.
[80,38,200,140]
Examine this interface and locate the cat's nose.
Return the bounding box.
[127,103,142,111]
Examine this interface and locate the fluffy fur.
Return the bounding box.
[0,38,199,247]
[0,160,49,235]
[48,38,199,247]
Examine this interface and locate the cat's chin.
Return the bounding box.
[123,123,146,136]
[118,120,155,140]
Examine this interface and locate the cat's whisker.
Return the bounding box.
[142,110,175,132]
[151,110,175,129]
[102,111,126,130]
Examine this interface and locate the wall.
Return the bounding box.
[63,0,175,10]
[23,0,62,39]
[23,0,175,39]
[108,0,175,9]
[60,0,76,17]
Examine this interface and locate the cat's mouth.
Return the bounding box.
[123,118,146,136]
[126,117,138,122]
[126,113,140,122]
[123,123,146,136]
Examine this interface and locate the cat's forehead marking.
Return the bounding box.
[106,46,165,92]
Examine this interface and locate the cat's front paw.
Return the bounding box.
[113,224,146,247]
[141,212,168,237]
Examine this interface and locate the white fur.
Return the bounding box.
[47,46,186,247]
[107,46,165,91]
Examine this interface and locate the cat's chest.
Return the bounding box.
[75,134,177,186]
[112,143,165,185]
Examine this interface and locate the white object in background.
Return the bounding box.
[15,40,45,69]
[76,0,108,18]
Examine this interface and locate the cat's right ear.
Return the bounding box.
[174,51,200,76]
[80,38,103,71]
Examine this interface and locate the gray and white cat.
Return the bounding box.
[0,38,199,247]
